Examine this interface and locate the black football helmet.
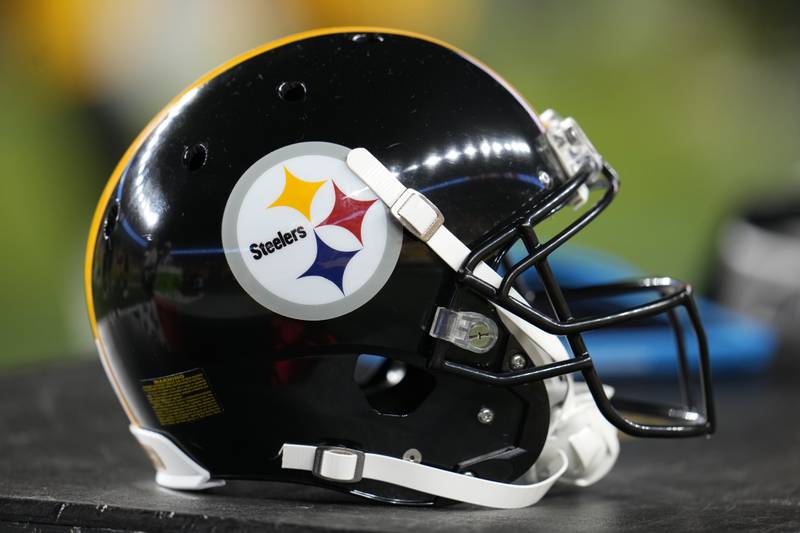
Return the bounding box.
[86,27,714,508]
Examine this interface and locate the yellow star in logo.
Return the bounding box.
[268,166,326,220]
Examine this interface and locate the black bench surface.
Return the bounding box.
[1,360,798,532]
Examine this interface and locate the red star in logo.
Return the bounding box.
[317,182,377,244]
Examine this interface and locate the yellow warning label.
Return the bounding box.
[141,369,223,426]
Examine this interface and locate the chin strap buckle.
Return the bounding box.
[312,446,365,483]
[391,188,444,241]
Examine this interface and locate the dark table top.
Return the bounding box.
[0,359,798,532]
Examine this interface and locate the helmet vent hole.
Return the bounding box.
[351,33,384,44]
[353,355,435,416]
[182,143,208,171]
[277,81,307,102]
[103,201,119,239]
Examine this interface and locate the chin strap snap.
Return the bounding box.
[281,443,567,509]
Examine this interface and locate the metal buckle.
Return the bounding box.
[312,446,365,483]
[391,188,444,241]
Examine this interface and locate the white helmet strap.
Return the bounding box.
[280,442,567,509]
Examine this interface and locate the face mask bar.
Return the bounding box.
[442,162,716,438]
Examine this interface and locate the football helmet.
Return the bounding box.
[85,27,715,508]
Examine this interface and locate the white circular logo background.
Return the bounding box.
[222,142,402,320]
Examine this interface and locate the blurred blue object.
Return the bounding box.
[507,245,777,377]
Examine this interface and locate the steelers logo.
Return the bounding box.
[222,142,403,320]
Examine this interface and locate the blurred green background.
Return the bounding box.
[0,0,797,368]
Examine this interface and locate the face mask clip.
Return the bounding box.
[540,109,604,208]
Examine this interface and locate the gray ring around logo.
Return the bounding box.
[221,141,403,321]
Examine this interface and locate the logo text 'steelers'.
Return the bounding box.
[249,226,307,260]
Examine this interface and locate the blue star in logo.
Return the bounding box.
[298,232,359,293]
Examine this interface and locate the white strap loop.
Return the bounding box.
[281,443,567,509]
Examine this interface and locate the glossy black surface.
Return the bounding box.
[89,30,554,501]
[88,29,715,505]
[2,360,797,532]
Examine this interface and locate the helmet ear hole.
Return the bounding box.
[353,355,435,416]
[277,81,307,102]
[182,143,208,171]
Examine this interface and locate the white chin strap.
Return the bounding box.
[281,443,567,509]
[287,148,617,507]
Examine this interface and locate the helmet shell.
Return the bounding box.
[86,28,553,502]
